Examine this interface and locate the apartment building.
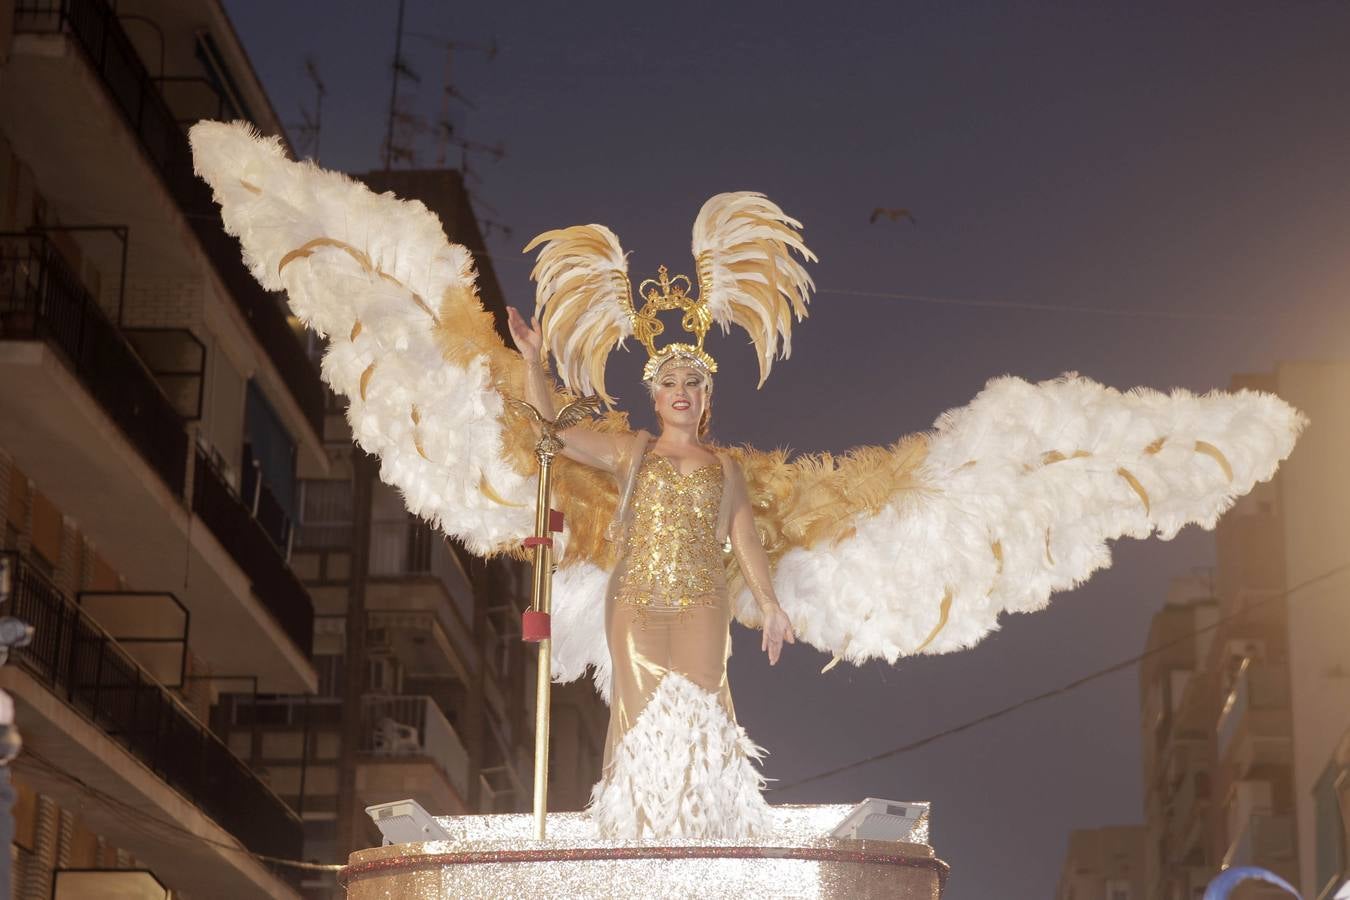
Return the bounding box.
[1271,363,1350,899]
[211,166,607,897]
[1054,825,1146,900]
[1138,575,1224,900]
[1139,362,1350,900]
[0,0,326,895]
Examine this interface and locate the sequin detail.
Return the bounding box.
[615,454,725,610]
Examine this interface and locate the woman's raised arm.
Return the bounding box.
[508,307,624,473]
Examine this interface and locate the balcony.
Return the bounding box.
[0,552,302,898]
[5,0,325,442]
[192,448,314,658]
[77,589,189,688]
[52,869,168,900]
[242,448,294,554]
[364,517,477,681]
[357,695,471,815]
[0,232,187,495]
[1226,780,1275,851]
[1217,660,1292,764]
[1172,769,1211,846]
[1315,750,1349,900]
[1222,813,1297,869]
[0,238,313,690]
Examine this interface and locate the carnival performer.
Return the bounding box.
[505,303,795,837]
[188,120,1306,842]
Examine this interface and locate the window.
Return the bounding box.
[298,479,353,549]
[1314,761,1347,896]
[314,653,345,698]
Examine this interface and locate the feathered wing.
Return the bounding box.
[727,373,1305,666]
[190,120,619,686]
[524,225,635,407]
[692,192,817,386]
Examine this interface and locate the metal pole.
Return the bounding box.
[529,452,555,840]
[382,0,407,171]
[511,393,598,841]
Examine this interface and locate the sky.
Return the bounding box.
[223,2,1350,895]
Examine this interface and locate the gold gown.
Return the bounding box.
[604,450,736,767]
[588,432,774,839]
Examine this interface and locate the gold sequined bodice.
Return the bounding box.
[615,453,725,609]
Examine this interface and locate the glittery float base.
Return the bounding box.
[342,803,946,899]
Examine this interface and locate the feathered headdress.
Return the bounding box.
[524,192,817,405]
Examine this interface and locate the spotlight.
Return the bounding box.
[829,798,928,842]
[365,799,451,845]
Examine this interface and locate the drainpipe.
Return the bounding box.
[335,449,374,858]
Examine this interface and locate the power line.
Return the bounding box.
[772,560,1350,794]
[820,288,1263,322]
[467,240,1264,325]
[470,245,1265,326]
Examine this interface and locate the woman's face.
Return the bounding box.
[652,364,709,432]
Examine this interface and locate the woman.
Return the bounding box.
[507,305,796,838]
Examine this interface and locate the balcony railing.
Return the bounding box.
[191,449,314,657]
[0,552,303,866]
[361,694,470,802]
[241,454,293,555]
[368,517,478,666]
[14,0,326,438]
[0,233,187,495]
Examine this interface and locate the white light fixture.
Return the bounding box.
[829,798,928,842]
[365,799,451,845]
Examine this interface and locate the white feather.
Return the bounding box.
[691,192,817,385]
[588,674,770,839]
[746,373,1306,664]
[190,120,535,558]
[525,224,635,403]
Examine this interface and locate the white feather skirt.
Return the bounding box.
[588,673,771,839]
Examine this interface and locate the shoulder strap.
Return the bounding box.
[606,430,652,542]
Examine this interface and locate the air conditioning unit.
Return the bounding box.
[372,718,421,756]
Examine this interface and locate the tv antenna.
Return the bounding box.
[407,32,499,168]
[295,56,326,162]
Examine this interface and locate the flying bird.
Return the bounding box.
[870,207,917,225]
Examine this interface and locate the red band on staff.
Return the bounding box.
[521,610,551,642]
[522,536,553,548]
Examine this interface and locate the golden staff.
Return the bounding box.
[510,395,600,840]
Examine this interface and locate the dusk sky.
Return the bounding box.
[224,2,1350,895]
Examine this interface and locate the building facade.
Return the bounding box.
[208,170,606,897]
[0,0,323,895]
[0,2,608,897]
[1054,824,1147,900]
[1139,362,1350,900]
[1138,575,1224,900]
[1267,362,1350,899]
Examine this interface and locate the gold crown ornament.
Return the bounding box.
[524,192,817,406]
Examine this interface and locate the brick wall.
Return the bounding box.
[120,274,206,330]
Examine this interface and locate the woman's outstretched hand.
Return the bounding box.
[761,604,796,666]
[507,306,543,363]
